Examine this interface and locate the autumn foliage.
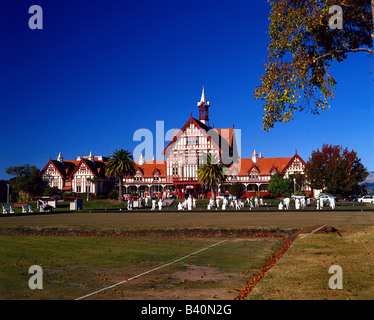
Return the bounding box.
[235,237,294,300]
[255,0,374,130]
[304,144,368,197]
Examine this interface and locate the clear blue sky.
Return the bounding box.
[1,0,373,180]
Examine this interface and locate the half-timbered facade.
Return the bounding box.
[41,152,109,195]
[41,88,309,198]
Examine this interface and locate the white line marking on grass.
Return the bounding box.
[75,238,229,300]
[299,225,327,240]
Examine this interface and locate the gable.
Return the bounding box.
[41,160,65,178]
[282,154,306,174]
[45,163,59,175]
[162,117,221,156]
[71,159,98,178]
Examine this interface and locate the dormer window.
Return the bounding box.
[249,169,259,180]
[134,170,142,181]
[153,174,159,181]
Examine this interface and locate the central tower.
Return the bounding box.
[197,86,210,127]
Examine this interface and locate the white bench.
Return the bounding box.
[2,205,15,214]
[22,205,33,213]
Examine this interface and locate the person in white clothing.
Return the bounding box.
[283,197,290,210]
[329,197,336,210]
[222,198,228,210]
[300,197,306,209]
[151,199,156,211]
[235,199,240,210]
[187,196,193,211]
[249,198,254,209]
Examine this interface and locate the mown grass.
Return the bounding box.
[0,235,284,300]
[1,200,373,300]
[247,226,374,300]
[1,210,373,232]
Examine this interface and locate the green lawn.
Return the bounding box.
[1,199,373,300]
[0,235,285,300]
[247,226,374,300]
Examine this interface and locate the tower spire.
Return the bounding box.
[57,152,63,163]
[197,86,210,127]
[200,85,207,104]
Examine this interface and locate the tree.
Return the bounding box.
[105,149,137,202]
[268,172,293,197]
[304,144,368,197]
[255,0,374,131]
[289,172,306,193]
[86,176,98,200]
[197,154,226,200]
[43,186,60,197]
[0,180,9,203]
[228,182,245,198]
[6,164,45,201]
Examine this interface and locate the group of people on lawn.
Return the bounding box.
[126,194,336,211]
[180,196,266,211]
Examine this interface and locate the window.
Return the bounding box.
[77,186,81,193]
[153,174,159,181]
[249,170,258,180]
[293,161,300,169]
[53,178,58,187]
[186,137,198,146]
[172,167,178,176]
[47,166,55,173]
[134,175,142,181]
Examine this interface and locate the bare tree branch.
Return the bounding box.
[316,47,374,61]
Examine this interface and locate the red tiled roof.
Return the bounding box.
[230,157,294,176]
[134,160,166,178]
[41,158,106,179]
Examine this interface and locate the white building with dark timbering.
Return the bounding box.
[41,88,309,198]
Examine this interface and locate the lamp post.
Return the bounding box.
[7,184,9,203]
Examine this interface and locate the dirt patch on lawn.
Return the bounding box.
[173,264,230,282]
[294,225,343,237]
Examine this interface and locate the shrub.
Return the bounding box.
[228,182,245,198]
[43,186,60,197]
[108,189,119,200]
